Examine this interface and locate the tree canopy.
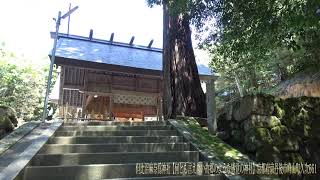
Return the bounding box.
[147,0,320,109]
[0,44,54,121]
[205,0,320,96]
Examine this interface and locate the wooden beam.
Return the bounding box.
[129,36,135,45]
[83,90,160,98]
[110,33,114,42]
[113,112,144,119]
[89,29,93,40]
[112,90,160,97]
[63,84,83,90]
[147,39,154,48]
[84,91,113,97]
[55,57,162,78]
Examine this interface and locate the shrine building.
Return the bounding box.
[50,32,217,121]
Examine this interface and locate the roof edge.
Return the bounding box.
[51,32,163,53]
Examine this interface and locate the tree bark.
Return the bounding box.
[234,73,243,97]
[162,0,207,119]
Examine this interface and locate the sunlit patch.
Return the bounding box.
[224,150,243,160]
[64,47,80,52]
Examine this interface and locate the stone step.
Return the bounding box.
[24,163,226,180]
[47,136,184,144]
[59,125,173,131]
[38,143,191,154]
[63,121,167,126]
[54,130,178,137]
[31,151,199,166]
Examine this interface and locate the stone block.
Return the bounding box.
[230,121,240,129]
[270,125,300,152]
[216,131,230,141]
[232,94,274,121]
[230,130,243,144]
[243,115,281,132]
[255,145,281,162]
[244,128,273,152]
[0,116,14,132]
[281,153,304,163]
[0,106,17,127]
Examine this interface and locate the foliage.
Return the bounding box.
[0,46,55,121]
[147,0,217,25]
[204,0,320,97]
[148,0,320,98]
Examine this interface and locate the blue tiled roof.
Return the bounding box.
[53,34,214,76]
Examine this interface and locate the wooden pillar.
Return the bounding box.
[206,78,217,134]
[65,102,68,121]
[159,97,163,121]
[109,95,113,121]
[156,96,160,121]
[81,94,87,118]
[60,67,66,118]
[61,90,65,118]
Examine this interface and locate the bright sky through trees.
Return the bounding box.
[0,0,163,59]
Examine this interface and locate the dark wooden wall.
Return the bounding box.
[59,66,162,118]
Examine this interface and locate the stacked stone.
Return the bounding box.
[217,94,320,165]
[0,105,18,138]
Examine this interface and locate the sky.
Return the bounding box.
[0,0,210,66]
[0,0,162,59]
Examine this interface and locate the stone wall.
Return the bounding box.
[0,105,18,138]
[217,94,320,166]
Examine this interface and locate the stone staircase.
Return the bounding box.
[22,121,225,180]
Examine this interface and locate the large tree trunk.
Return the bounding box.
[162,0,207,120]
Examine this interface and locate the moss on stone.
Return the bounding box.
[269,116,281,127]
[274,100,285,119]
[230,130,243,144]
[244,128,273,152]
[310,123,320,140]
[176,115,207,127]
[216,95,320,171]
[171,117,253,164]
[269,125,300,152]
[0,116,14,132]
[0,106,17,127]
[255,145,281,162]
[230,121,240,129]
[243,115,281,132]
[281,153,304,163]
[270,125,289,140]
